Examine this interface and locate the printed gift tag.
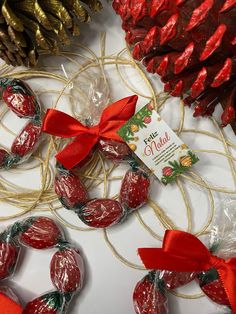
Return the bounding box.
[118,103,199,184]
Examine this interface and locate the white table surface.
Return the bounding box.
[0,2,235,314]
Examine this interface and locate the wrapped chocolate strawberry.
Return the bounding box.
[54,164,89,210]
[120,164,150,212]
[133,269,195,313]
[0,78,41,119]
[19,216,64,250]
[133,271,168,314]
[78,198,127,228]
[0,222,21,280]
[98,138,133,162]
[197,268,229,307]
[50,244,84,294]
[0,78,43,169]
[11,121,42,159]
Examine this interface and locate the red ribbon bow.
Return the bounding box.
[138,230,236,313]
[42,95,138,169]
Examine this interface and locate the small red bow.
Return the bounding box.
[138,230,236,313]
[42,95,138,169]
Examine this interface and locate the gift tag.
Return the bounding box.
[118,103,199,184]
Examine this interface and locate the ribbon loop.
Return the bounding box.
[42,95,138,169]
[42,109,88,138]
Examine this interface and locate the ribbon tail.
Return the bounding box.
[42,109,88,138]
[218,267,236,313]
[56,134,97,169]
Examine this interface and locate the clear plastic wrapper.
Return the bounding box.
[0,286,20,304]
[209,199,236,259]
[0,286,23,313]
[19,216,64,250]
[159,270,196,290]
[54,133,151,227]
[11,121,42,158]
[133,271,168,314]
[97,138,133,162]
[50,246,84,293]
[0,78,43,168]
[77,198,127,228]
[0,223,21,280]
[68,69,110,127]
[0,78,41,119]
[196,199,236,310]
[54,165,89,210]
[0,216,85,313]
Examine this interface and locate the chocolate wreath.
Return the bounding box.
[0,216,84,313]
[0,78,42,169]
[42,96,151,228]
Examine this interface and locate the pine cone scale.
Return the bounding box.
[0,0,102,66]
[2,2,24,32]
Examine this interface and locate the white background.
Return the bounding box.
[0,2,236,314]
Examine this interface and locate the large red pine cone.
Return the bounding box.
[113,0,236,127]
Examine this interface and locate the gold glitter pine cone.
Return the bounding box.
[0,0,102,67]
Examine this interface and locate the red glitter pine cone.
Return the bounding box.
[113,0,236,130]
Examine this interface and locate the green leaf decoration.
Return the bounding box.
[56,239,71,250]
[160,151,199,184]
[0,221,22,241]
[11,82,30,95]
[42,291,64,310]
[209,240,221,254]
[161,176,170,185]
[197,268,219,287]
[118,104,153,143]
[0,78,12,88]
[187,150,199,164]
